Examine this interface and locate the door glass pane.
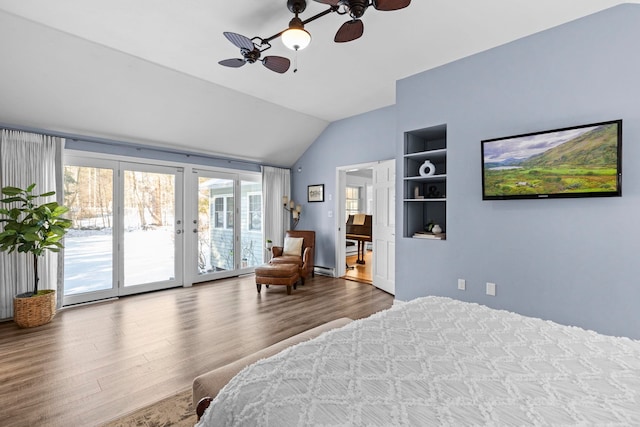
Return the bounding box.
[63,166,114,295]
[197,177,235,274]
[123,170,176,286]
[241,180,262,268]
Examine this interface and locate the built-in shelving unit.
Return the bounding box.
[403,124,447,239]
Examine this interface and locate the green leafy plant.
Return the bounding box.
[0,184,72,296]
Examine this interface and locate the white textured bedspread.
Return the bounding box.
[197,296,640,426]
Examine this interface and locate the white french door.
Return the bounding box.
[63,158,118,304]
[119,162,183,295]
[189,169,262,283]
[63,157,183,305]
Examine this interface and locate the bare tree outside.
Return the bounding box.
[63,166,114,294]
[63,166,263,295]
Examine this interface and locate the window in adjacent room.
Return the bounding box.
[346,186,360,217]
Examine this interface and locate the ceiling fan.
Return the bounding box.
[313,0,411,42]
[219,0,334,74]
[219,32,291,74]
[219,0,411,73]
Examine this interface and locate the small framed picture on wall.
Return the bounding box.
[307,184,324,202]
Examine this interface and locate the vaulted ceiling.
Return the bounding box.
[0,1,634,166]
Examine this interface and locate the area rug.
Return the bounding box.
[102,388,197,427]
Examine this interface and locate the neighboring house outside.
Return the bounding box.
[206,180,262,272]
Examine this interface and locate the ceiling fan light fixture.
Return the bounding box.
[282,17,311,51]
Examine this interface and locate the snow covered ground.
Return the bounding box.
[64,228,175,295]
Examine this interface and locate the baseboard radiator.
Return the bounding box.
[314,266,335,277]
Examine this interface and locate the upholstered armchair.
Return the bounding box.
[270,230,315,284]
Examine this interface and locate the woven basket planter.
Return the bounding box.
[13,289,56,328]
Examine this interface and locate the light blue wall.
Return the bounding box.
[295,4,640,338]
[291,106,396,268]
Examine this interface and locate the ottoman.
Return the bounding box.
[254,263,300,295]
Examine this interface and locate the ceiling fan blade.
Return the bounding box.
[373,0,411,11]
[334,19,364,43]
[223,32,254,51]
[218,58,246,68]
[262,56,291,74]
[312,0,340,5]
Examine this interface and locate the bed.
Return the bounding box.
[196,296,640,426]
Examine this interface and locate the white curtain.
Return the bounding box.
[0,130,64,319]
[261,166,290,262]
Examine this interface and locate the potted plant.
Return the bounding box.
[265,239,273,250]
[0,184,72,328]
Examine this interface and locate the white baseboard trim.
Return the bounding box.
[314,266,335,277]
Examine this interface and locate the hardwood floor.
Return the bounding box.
[344,250,373,284]
[0,275,392,427]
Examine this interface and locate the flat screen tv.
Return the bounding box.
[482,119,622,200]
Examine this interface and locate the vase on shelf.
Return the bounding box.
[419,160,436,177]
[432,224,442,234]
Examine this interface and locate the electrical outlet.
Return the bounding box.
[486,282,496,296]
[457,279,466,291]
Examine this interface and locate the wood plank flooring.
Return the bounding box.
[0,275,392,427]
[344,250,373,284]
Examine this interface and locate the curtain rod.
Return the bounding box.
[0,123,289,170]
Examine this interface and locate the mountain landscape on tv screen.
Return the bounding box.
[483,124,619,197]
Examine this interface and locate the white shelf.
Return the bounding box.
[404,174,447,182]
[404,198,447,202]
[411,235,446,241]
[403,148,447,162]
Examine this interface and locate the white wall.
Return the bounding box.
[0,10,327,167]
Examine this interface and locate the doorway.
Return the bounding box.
[344,168,373,284]
[336,159,396,294]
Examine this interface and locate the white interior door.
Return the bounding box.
[372,159,396,295]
